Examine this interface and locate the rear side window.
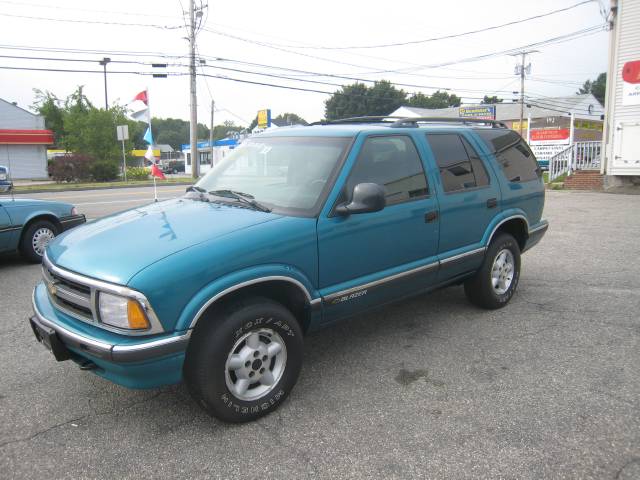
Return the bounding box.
[426,133,490,193]
[475,129,540,183]
[346,135,429,206]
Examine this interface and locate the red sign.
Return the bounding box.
[622,60,640,84]
[530,129,570,142]
[0,129,54,145]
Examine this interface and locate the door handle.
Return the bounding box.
[486,198,497,209]
[424,211,438,223]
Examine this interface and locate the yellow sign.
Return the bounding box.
[511,120,529,131]
[131,149,160,157]
[257,109,271,129]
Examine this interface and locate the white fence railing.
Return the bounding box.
[548,145,573,182]
[547,141,601,182]
[572,141,601,171]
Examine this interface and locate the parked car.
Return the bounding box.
[163,161,185,174]
[1,195,85,262]
[0,166,11,193]
[30,117,547,423]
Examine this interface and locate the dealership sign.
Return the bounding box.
[622,60,640,106]
[459,105,496,120]
[530,129,570,142]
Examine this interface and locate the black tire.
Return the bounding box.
[184,297,303,423]
[20,220,58,263]
[464,233,521,309]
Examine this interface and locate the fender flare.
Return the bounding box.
[483,211,529,247]
[175,264,320,331]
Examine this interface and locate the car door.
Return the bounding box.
[0,204,14,251]
[423,131,501,280]
[317,133,440,323]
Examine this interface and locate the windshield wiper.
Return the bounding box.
[208,189,271,213]
[186,185,207,193]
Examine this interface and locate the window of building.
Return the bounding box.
[345,135,429,206]
[426,134,490,193]
[475,129,541,183]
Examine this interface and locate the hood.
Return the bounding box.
[2,198,72,209]
[47,197,281,285]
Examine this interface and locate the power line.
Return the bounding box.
[0,0,178,19]
[0,12,183,29]
[222,1,598,50]
[0,65,183,75]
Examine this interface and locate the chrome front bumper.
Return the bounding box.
[31,285,191,363]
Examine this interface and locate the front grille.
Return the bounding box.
[43,265,94,323]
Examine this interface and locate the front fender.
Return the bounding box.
[175,264,320,332]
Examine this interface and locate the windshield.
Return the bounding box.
[194,136,351,215]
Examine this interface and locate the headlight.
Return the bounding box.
[98,292,150,330]
[70,206,78,216]
[0,173,6,181]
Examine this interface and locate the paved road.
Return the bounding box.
[11,184,189,220]
[1,189,639,479]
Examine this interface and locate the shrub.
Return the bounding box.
[48,154,93,182]
[126,167,149,181]
[90,160,120,182]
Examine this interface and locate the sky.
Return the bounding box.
[0,0,610,127]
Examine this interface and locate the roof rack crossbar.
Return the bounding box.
[309,116,405,126]
[390,117,507,129]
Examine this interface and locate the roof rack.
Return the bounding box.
[309,116,404,126]
[390,117,507,129]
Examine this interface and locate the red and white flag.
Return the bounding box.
[144,146,165,179]
[129,90,150,122]
[132,90,148,105]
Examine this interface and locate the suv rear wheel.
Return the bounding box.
[184,297,303,423]
[464,233,521,309]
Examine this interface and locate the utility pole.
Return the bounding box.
[99,57,111,109]
[209,99,215,167]
[188,0,199,179]
[512,50,537,137]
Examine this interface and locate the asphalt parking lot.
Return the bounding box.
[1,188,639,479]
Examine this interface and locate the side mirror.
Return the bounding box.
[0,182,12,194]
[335,182,386,215]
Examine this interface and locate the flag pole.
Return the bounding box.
[154,176,158,202]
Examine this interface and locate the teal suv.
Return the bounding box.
[30,117,548,422]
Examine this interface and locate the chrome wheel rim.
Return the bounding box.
[225,328,287,401]
[32,227,55,257]
[491,248,515,295]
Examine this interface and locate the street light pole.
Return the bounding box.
[511,50,537,137]
[98,57,111,109]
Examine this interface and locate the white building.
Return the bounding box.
[182,138,238,176]
[0,99,52,179]
[601,0,640,186]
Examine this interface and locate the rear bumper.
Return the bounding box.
[523,220,549,253]
[59,214,86,232]
[30,283,189,388]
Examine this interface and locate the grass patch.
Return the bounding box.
[13,177,192,193]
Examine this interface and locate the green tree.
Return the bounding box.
[213,120,244,140]
[62,103,136,162]
[272,113,308,125]
[482,95,503,104]
[578,72,606,105]
[406,90,461,109]
[324,81,406,120]
[31,89,65,146]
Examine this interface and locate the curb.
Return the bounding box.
[12,181,193,195]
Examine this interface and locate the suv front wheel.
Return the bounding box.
[464,233,521,309]
[184,297,303,423]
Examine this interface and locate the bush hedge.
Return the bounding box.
[48,154,93,182]
[126,167,149,181]
[90,161,119,182]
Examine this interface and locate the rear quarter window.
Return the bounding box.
[475,129,541,183]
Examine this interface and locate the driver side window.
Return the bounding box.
[345,135,429,206]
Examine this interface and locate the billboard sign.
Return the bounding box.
[622,60,640,106]
[459,105,496,120]
[257,109,272,129]
[530,129,570,142]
